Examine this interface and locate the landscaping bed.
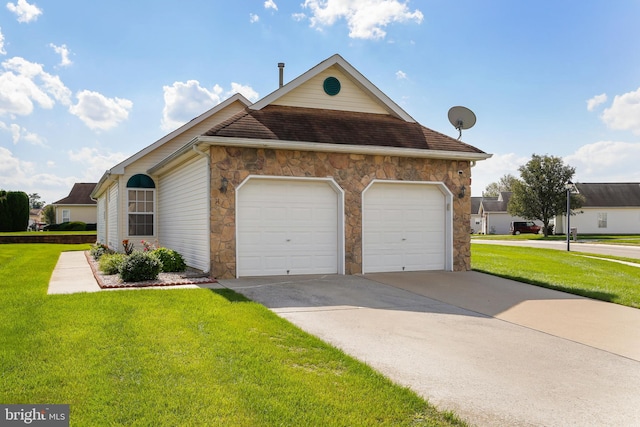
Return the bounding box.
[85,251,217,289]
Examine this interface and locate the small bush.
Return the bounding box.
[119,251,162,282]
[99,253,127,275]
[152,247,186,272]
[59,221,87,231]
[90,243,114,260]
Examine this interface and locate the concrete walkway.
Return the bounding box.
[47,251,223,294]
[221,272,640,426]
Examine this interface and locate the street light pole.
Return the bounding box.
[566,180,572,251]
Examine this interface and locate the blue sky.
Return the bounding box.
[2,0,640,205]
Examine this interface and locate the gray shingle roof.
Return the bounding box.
[576,183,640,207]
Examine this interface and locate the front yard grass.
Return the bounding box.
[471,233,640,246]
[0,244,464,426]
[471,243,640,309]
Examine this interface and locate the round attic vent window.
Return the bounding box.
[323,77,341,96]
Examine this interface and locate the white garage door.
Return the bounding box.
[237,179,339,277]
[363,182,446,273]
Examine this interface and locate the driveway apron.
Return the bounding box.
[220,273,640,427]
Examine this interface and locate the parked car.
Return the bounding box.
[510,221,541,235]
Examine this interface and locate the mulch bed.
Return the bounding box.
[85,251,217,289]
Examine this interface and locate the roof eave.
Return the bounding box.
[148,136,492,175]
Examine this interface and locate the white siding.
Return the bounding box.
[119,101,246,244]
[107,184,119,250]
[97,197,106,244]
[158,155,210,272]
[557,208,640,234]
[273,67,389,114]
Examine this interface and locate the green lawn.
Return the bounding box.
[0,244,464,426]
[471,243,640,308]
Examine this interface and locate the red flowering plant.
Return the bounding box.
[140,240,157,252]
[122,239,134,255]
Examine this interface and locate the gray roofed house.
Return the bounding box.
[554,183,640,234]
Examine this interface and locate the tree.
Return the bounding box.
[42,204,56,225]
[28,193,45,209]
[483,174,519,197]
[507,154,582,237]
[0,190,29,232]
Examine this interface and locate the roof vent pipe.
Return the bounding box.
[278,62,285,88]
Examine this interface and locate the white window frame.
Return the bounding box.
[127,188,156,236]
[62,209,70,223]
[597,212,607,229]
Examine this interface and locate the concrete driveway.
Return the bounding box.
[219,272,640,426]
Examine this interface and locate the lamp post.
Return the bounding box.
[565,180,576,251]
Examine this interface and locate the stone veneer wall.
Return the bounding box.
[209,146,471,278]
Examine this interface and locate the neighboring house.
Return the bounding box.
[52,183,98,225]
[92,54,491,278]
[28,208,44,231]
[478,192,542,234]
[470,197,482,233]
[553,183,640,234]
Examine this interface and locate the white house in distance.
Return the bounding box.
[52,183,97,225]
[91,54,491,278]
[474,192,542,235]
[554,183,640,234]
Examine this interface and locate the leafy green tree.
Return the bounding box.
[507,154,582,237]
[0,190,29,231]
[42,204,56,225]
[28,193,45,209]
[483,174,519,197]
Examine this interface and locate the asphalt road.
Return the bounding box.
[472,238,640,260]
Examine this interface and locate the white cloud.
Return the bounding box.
[68,147,128,181]
[68,90,132,131]
[6,0,42,23]
[302,0,423,40]
[0,57,72,116]
[396,70,407,80]
[0,27,6,55]
[0,145,75,203]
[264,0,278,11]
[586,93,607,111]
[600,87,640,135]
[0,120,45,145]
[470,153,529,196]
[292,12,307,21]
[229,82,259,102]
[250,13,260,23]
[564,140,640,182]
[49,43,72,67]
[161,80,258,132]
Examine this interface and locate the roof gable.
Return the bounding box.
[54,183,97,205]
[251,54,415,122]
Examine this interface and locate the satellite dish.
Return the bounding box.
[448,106,476,140]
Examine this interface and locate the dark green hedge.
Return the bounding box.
[0,190,29,232]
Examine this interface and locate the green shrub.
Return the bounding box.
[152,247,186,272]
[90,243,114,260]
[99,253,127,275]
[119,251,162,282]
[59,221,86,231]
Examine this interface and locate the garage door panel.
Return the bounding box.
[238,179,339,277]
[363,183,446,273]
